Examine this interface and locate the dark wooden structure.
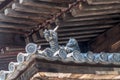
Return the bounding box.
[0,0,120,80]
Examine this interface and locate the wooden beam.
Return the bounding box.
[90,24,120,52]
[31,72,120,80]
[19,0,70,10]
[4,8,47,23]
[12,3,60,15]
[0,33,25,47]
[58,34,98,40]
[87,0,120,5]
[58,29,105,37]
[58,25,112,32]
[0,14,38,25]
[0,28,26,34]
[60,19,120,27]
[82,4,120,11]
[0,22,32,31]
[71,4,120,17]
[6,54,120,80]
[65,14,120,22]
[0,0,13,10]
[37,0,76,3]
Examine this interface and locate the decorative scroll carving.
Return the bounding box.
[43,48,53,58]
[0,71,12,80]
[54,47,67,59]
[17,52,29,63]
[25,43,41,54]
[8,62,19,72]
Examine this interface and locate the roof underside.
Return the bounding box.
[0,1,120,79]
[0,0,119,48]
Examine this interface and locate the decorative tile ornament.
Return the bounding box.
[1,26,120,80]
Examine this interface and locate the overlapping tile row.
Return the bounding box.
[1,28,120,80]
[1,44,120,80]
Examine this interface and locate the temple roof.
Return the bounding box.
[1,47,120,80]
[0,0,120,80]
[0,0,119,47]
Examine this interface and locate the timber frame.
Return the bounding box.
[0,0,120,80]
[4,53,120,80]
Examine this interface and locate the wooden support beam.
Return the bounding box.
[0,28,26,34]
[4,8,48,23]
[65,14,120,22]
[71,4,120,17]
[90,24,120,52]
[58,34,98,40]
[19,0,65,10]
[31,72,120,80]
[0,14,38,25]
[60,19,120,27]
[37,0,76,3]
[0,33,25,47]
[87,0,120,5]
[12,3,60,15]
[6,54,120,80]
[58,25,112,32]
[58,29,105,37]
[0,22,32,31]
[84,4,120,11]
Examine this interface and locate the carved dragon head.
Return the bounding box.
[43,26,58,42]
[66,38,81,52]
[66,38,78,47]
[44,29,58,42]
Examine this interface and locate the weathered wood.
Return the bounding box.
[90,25,120,52]
[87,0,120,5]
[81,3,120,11]
[19,0,65,10]
[31,72,120,80]
[12,3,60,15]
[4,8,47,23]
[58,29,105,37]
[32,33,38,42]
[65,14,120,22]
[0,22,32,31]
[0,14,38,25]
[0,29,23,34]
[60,19,120,27]
[5,47,24,52]
[0,33,25,47]
[6,54,120,80]
[37,0,75,3]
[71,4,120,17]
[0,28,26,34]
[58,25,113,32]
[111,40,120,52]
